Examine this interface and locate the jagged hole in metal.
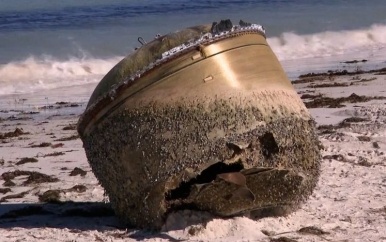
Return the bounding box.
[165,162,244,201]
[259,132,279,158]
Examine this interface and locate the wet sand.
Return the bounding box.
[0,66,385,241]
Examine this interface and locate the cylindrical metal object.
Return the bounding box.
[78,21,321,229]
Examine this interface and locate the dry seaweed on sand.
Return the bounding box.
[23,172,60,185]
[28,142,51,148]
[1,170,59,185]
[3,180,16,187]
[357,136,371,142]
[54,134,79,141]
[16,157,38,165]
[42,151,65,157]
[0,191,29,202]
[297,226,329,235]
[341,59,368,64]
[0,128,29,139]
[300,93,323,99]
[38,185,87,203]
[55,102,81,108]
[69,167,87,176]
[62,124,77,130]
[66,184,87,193]
[38,189,61,203]
[292,76,326,84]
[307,82,349,88]
[304,93,386,108]
[0,188,11,194]
[270,237,299,242]
[351,77,377,84]
[51,143,64,148]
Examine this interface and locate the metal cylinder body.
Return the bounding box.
[78,24,321,229]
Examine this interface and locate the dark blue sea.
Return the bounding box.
[0,0,385,100]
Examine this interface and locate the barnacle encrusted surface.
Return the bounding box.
[81,90,320,229]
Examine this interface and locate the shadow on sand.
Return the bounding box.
[0,201,121,230]
[0,201,214,241]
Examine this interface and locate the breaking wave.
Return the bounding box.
[0,55,123,95]
[0,24,385,96]
[268,24,386,61]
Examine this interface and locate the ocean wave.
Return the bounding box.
[268,24,386,61]
[1,24,385,96]
[0,55,122,95]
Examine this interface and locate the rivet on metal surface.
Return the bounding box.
[191,53,202,60]
[203,75,214,83]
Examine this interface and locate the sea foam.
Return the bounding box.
[0,55,122,95]
[268,24,386,61]
[0,24,385,96]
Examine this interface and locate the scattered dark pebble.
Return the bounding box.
[373,142,380,149]
[69,167,87,177]
[16,157,39,165]
[0,205,52,219]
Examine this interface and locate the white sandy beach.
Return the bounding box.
[0,68,385,242]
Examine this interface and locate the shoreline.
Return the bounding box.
[0,65,385,241]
